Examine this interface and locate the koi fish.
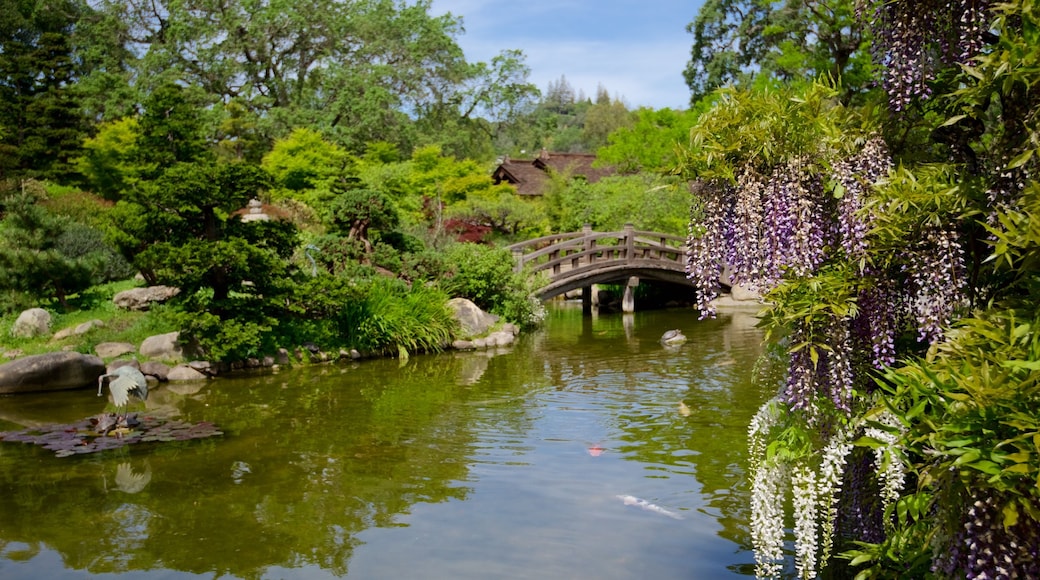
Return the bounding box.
[616,494,684,520]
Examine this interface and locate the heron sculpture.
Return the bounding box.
[97,366,149,409]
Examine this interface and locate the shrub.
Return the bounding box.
[438,242,545,327]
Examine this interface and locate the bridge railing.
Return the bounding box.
[506,224,688,277]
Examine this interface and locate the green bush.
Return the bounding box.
[55,221,136,283]
[279,274,456,356]
[353,276,456,355]
[438,242,544,327]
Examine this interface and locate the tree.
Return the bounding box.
[0,0,90,181]
[126,162,289,302]
[416,49,540,160]
[684,0,871,103]
[581,98,635,152]
[75,117,142,200]
[543,75,577,114]
[134,83,211,175]
[326,186,399,255]
[100,0,471,151]
[544,173,689,236]
[0,181,95,310]
[262,128,355,194]
[596,107,706,173]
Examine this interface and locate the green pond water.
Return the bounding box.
[0,304,775,579]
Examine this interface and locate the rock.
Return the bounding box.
[107,359,141,373]
[485,331,516,347]
[53,319,105,341]
[166,364,208,381]
[113,286,180,311]
[139,332,183,361]
[187,360,211,371]
[95,342,136,359]
[0,351,106,394]
[3,349,23,360]
[447,298,499,338]
[140,361,170,382]
[730,284,761,302]
[452,339,474,350]
[11,308,52,338]
[661,329,687,346]
[276,348,291,365]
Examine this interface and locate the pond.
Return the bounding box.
[0,303,776,579]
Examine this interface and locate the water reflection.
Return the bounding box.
[0,304,774,579]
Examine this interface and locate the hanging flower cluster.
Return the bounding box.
[686,159,833,320]
[686,181,732,318]
[834,138,892,260]
[791,463,819,580]
[816,426,854,565]
[905,226,968,344]
[863,410,907,514]
[748,399,858,580]
[747,401,787,579]
[860,0,993,110]
[932,493,1040,579]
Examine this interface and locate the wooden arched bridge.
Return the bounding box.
[507,224,695,312]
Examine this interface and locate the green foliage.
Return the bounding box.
[173,309,277,362]
[54,220,135,283]
[280,274,457,356]
[135,83,210,174]
[543,173,691,236]
[597,107,707,173]
[75,117,141,200]
[352,277,456,355]
[684,0,872,103]
[261,128,354,194]
[438,242,544,327]
[679,81,868,180]
[0,0,90,181]
[0,183,97,310]
[580,98,636,151]
[445,183,548,239]
[847,308,1040,578]
[327,186,399,250]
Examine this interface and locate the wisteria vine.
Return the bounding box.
[860,0,994,111]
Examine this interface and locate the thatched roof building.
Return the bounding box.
[492,149,615,196]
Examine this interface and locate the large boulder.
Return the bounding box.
[167,364,207,381]
[0,351,105,394]
[113,286,180,311]
[140,361,170,382]
[139,331,184,361]
[11,308,52,338]
[52,319,104,341]
[447,298,499,338]
[95,342,136,359]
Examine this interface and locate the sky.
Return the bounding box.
[430,1,706,111]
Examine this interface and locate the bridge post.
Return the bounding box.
[622,276,638,313]
[623,223,634,263]
[511,247,524,273]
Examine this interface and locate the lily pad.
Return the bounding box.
[0,414,224,457]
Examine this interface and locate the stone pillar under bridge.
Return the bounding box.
[622,276,639,313]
